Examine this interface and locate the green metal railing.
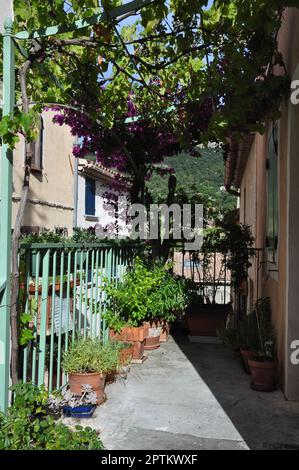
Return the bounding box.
[19,242,139,392]
[172,247,232,305]
[0,0,156,413]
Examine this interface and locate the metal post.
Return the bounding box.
[0,18,15,412]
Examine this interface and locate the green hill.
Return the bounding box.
[147,148,237,217]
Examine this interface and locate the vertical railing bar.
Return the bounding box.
[65,250,72,349]
[31,250,41,384]
[84,250,90,338]
[104,247,113,342]
[78,250,84,332]
[56,251,65,390]
[49,250,57,393]
[72,250,78,342]
[98,248,104,341]
[89,249,95,338]
[62,251,72,386]
[94,249,100,339]
[22,250,31,383]
[115,247,119,286]
[37,249,50,386]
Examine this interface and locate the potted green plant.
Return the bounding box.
[187,222,254,337]
[103,259,156,360]
[239,313,261,374]
[104,259,189,356]
[248,297,278,392]
[143,268,189,349]
[100,340,124,384]
[62,337,120,404]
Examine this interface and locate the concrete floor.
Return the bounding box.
[174,331,299,450]
[65,332,299,450]
[66,335,248,450]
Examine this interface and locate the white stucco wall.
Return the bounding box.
[77,173,129,237]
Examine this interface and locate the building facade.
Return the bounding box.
[11,111,76,235]
[225,7,299,400]
[76,159,130,237]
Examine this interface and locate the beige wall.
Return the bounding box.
[11,111,75,234]
[0,1,13,33]
[239,7,299,398]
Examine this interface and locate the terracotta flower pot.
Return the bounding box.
[144,335,160,350]
[159,322,170,343]
[69,372,106,404]
[240,349,255,374]
[145,320,170,343]
[119,345,134,364]
[248,359,277,392]
[132,339,145,360]
[110,325,147,342]
[187,305,230,337]
[144,325,161,350]
[105,371,117,385]
[110,326,147,360]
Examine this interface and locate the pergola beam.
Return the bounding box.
[14,0,155,40]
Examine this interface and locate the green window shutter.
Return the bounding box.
[266,124,278,264]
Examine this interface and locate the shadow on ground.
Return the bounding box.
[173,329,299,450]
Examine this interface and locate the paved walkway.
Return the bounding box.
[67,336,248,450]
[174,332,299,450]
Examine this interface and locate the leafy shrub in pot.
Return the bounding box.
[104,259,189,354]
[62,337,120,403]
[248,297,278,392]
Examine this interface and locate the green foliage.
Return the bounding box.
[72,227,99,243]
[218,326,241,350]
[19,298,37,346]
[239,313,261,352]
[103,258,189,330]
[219,297,277,359]
[20,229,64,244]
[1,1,295,156]
[147,149,236,219]
[0,382,103,450]
[19,228,129,244]
[202,221,255,288]
[0,107,40,148]
[252,297,277,360]
[62,336,120,374]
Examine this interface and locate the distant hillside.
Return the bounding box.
[147,148,237,215]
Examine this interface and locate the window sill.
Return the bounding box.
[31,166,43,174]
[84,215,99,222]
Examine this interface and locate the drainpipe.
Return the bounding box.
[73,136,79,229]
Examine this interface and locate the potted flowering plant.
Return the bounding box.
[48,384,98,418]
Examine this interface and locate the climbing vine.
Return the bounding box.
[0,0,298,382]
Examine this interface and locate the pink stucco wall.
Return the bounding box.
[239,7,299,398]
